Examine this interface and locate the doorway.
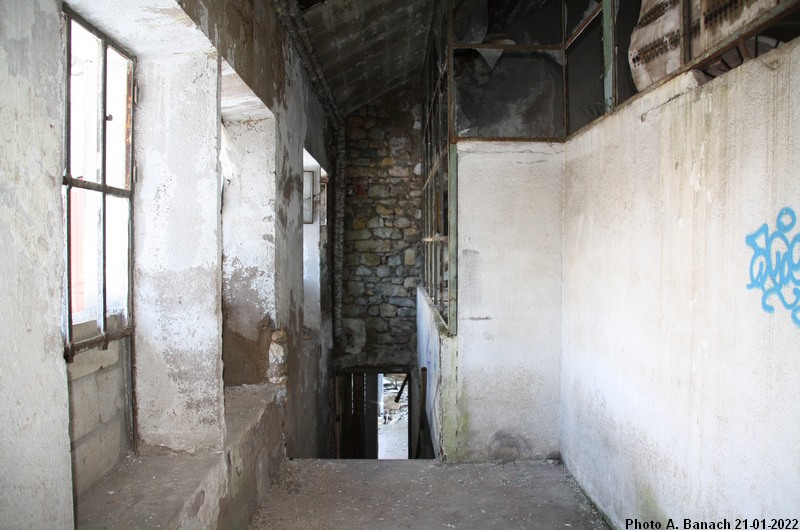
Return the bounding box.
[378,373,409,459]
[336,371,414,459]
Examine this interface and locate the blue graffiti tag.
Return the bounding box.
[745,207,800,327]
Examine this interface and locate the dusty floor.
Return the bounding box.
[249,459,609,529]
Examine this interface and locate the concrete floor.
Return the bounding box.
[378,415,409,459]
[249,459,610,529]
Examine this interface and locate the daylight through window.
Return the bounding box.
[63,12,135,361]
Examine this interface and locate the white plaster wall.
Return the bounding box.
[0,0,74,526]
[171,0,335,460]
[562,40,800,523]
[303,162,322,331]
[134,52,224,452]
[303,223,322,330]
[222,119,277,338]
[456,141,564,461]
[416,287,457,460]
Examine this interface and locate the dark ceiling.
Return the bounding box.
[298,0,324,10]
[301,0,436,115]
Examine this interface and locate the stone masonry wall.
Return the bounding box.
[341,85,422,367]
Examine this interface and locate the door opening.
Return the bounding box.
[336,371,414,459]
[378,373,409,460]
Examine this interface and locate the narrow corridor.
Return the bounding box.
[248,459,609,529]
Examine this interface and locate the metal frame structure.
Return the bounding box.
[63,7,136,363]
[63,6,138,449]
[420,0,799,329]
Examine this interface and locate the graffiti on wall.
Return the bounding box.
[746,207,800,327]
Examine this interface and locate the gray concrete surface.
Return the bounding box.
[379,415,409,460]
[249,459,609,529]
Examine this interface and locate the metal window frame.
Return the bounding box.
[421,0,455,329]
[63,8,136,363]
[419,0,800,332]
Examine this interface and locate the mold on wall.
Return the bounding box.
[340,85,423,369]
[456,141,564,462]
[562,39,800,524]
[0,0,75,526]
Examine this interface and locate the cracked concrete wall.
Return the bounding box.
[134,51,224,453]
[221,118,277,386]
[562,40,800,524]
[0,0,74,527]
[178,0,336,457]
[455,141,564,462]
[275,48,326,457]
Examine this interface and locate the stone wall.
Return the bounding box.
[341,85,423,367]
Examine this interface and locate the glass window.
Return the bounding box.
[64,14,135,360]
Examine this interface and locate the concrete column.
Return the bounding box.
[0,1,74,526]
[221,118,277,386]
[133,52,224,452]
[456,141,564,462]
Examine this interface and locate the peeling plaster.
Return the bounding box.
[0,0,74,526]
[134,51,223,453]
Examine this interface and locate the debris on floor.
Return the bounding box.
[248,459,610,529]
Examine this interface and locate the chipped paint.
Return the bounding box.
[134,51,224,453]
[0,0,74,526]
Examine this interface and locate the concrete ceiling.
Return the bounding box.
[301,0,436,115]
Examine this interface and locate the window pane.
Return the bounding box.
[455,49,565,138]
[567,15,605,134]
[454,0,561,46]
[70,21,102,183]
[616,0,641,107]
[565,0,599,38]
[303,171,314,223]
[106,47,132,190]
[70,187,101,323]
[106,195,130,327]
